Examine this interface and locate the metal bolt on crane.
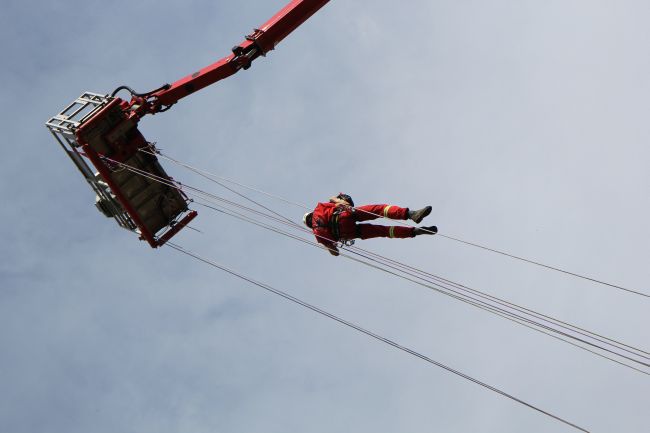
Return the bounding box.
[45,0,330,248]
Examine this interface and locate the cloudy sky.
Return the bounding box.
[1,0,649,432]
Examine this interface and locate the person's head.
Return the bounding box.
[303,212,313,228]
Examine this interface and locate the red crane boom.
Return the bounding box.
[152,0,331,111]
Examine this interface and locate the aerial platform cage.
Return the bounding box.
[46,92,197,248]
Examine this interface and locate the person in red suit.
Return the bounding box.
[303,193,437,256]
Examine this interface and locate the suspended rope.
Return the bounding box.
[146,149,648,299]
[166,241,591,433]
[104,155,650,375]
[189,199,650,375]
[436,233,649,298]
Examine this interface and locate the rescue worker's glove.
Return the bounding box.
[336,193,354,207]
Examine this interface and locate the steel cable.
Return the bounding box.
[190,199,649,375]
[166,241,591,433]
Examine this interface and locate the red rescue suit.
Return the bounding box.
[311,203,414,251]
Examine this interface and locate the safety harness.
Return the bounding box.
[329,206,356,247]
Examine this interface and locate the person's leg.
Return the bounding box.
[356,223,414,239]
[354,204,409,222]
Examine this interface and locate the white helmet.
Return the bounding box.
[303,212,313,228]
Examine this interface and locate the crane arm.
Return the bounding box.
[147,0,331,112]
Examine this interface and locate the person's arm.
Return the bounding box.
[314,228,339,257]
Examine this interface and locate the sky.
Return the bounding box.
[1,0,649,432]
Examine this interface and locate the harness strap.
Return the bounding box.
[330,213,341,240]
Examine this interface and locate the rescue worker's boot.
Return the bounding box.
[414,225,437,236]
[409,206,432,224]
